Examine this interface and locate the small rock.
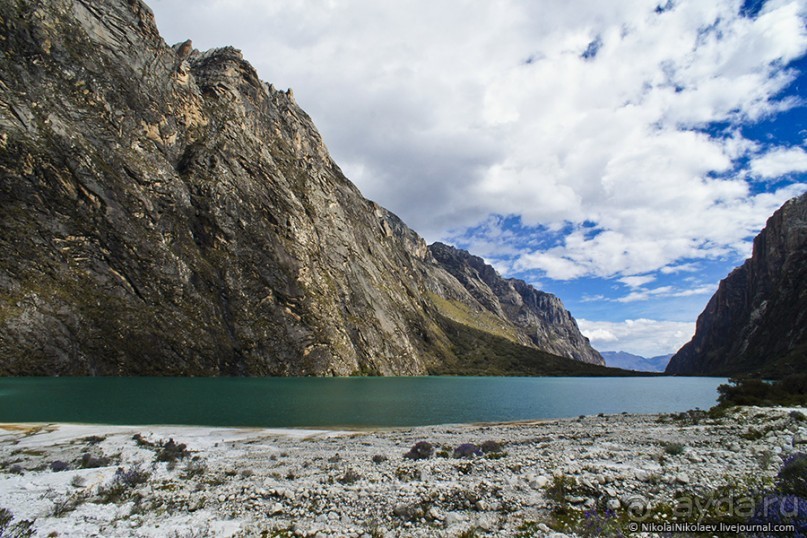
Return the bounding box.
[444,512,466,527]
[478,518,496,532]
[675,473,690,484]
[427,507,444,521]
[634,469,648,481]
[268,503,283,515]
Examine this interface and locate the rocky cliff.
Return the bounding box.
[0,0,604,376]
[666,193,807,377]
[428,243,603,365]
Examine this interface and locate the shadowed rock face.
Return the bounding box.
[666,193,807,377]
[0,0,602,375]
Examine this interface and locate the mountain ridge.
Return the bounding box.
[0,0,607,376]
[665,192,807,377]
[600,351,671,373]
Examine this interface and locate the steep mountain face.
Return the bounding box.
[428,243,604,365]
[0,0,603,376]
[666,193,807,377]
[600,351,671,372]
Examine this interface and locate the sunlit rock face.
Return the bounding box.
[0,0,603,376]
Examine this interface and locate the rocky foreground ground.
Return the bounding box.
[0,406,805,537]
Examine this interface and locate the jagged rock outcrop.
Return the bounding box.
[666,193,807,376]
[0,0,605,376]
[428,243,604,365]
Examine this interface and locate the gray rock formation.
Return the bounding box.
[428,243,604,365]
[0,0,605,376]
[666,192,807,376]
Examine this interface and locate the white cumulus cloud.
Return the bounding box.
[751,146,807,178]
[149,1,807,265]
[578,318,696,357]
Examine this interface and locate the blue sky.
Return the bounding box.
[149,0,807,357]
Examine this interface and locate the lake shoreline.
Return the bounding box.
[0,376,725,427]
[1,406,805,537]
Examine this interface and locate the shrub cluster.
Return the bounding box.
[403,441,434,460]
[156,438,189,463]
[98,465,151,504]
[403,440,505,461]
[453,443,482,459]
[717,374,807,407]
[0,507,33,537]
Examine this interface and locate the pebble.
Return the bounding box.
[444,512,466,527]
[634,469,649,481]
[428,507,444,521]
[474,500,489,511]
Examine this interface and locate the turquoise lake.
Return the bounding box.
[0,376,725,428]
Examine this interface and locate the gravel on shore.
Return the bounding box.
[1,406,805,537]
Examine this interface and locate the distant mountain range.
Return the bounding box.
[600,351,672,372]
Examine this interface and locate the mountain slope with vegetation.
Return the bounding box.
[0,0,607,376]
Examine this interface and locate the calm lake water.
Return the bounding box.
[0,376,725,428]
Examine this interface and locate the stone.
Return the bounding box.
[444,513,466,527]
[634,470,649,482]
[427,507,444,521]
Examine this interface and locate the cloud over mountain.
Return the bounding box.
[150,0,807,356]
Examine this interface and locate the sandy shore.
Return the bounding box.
[0,406,804,537]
